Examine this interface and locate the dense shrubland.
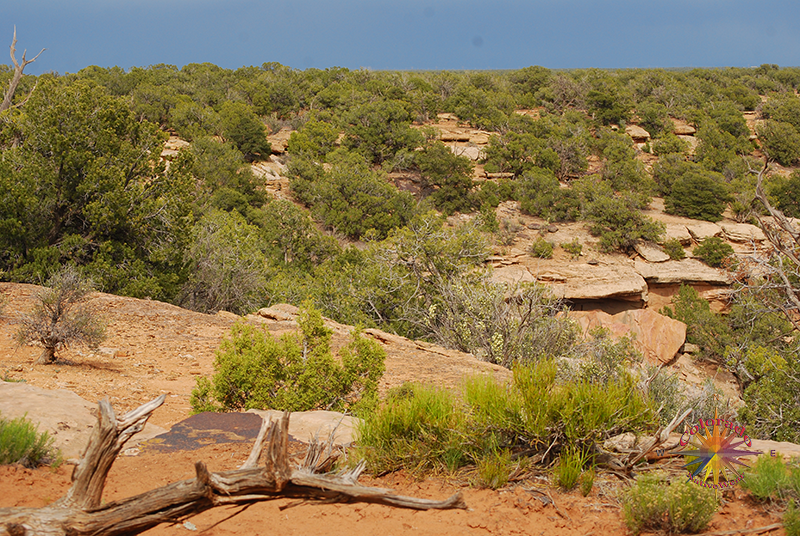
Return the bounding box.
[3,62,800,449]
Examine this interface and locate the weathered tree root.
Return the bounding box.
[0,395,465,536]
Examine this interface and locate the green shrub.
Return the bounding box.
[622,474,718,535]
[0,414,59,467]
[787,500,800,536]
[652,133,689,156]
[355,383,468,475]
[758,120,800,167]
[661,284,733,361]
[190,302,385,413]
[663,238,686,260]
[561,238,582,259]
[665,171,730,222]
[693,236,734,268]
[741,455,794,501]
[357,358,655,480]
[580,466,596,496]
[416,141,475,214]
[586,195,664,253]
[529,237,554,258]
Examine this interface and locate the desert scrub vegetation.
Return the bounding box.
[740,455,800,535]
[15,266,107,365]
[355,357,655,489]
[0,413,59,468]
[621,473,718,535]
[190,302,385,413]
[693,236,735,268]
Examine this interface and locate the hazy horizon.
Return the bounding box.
[4,0,800,75]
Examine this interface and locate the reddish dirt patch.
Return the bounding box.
[0,283,787,534]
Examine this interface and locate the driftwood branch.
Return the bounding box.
[0,396,465,536]
[0,26,45,113]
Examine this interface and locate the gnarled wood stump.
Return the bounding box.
[0,395,465,536]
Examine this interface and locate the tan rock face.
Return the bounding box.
[719,222,766,243]
[569,309,686,364]
[663,224,693,245]
[267,127,293,154]
[686,222,723,241]
[634,242,670,263]
[0,381,164,461]
[625,124,651,141]
[634,259,732,285]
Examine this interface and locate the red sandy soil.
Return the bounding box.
[0,283,787,535]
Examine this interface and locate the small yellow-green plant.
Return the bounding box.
[555,447,589,490]
[786,500,800,536]
[476,449,514,489]
[741,455,800,501]
[622,473,718,535]
[0,413,60,468]
[580,466,596,496]
[529,237,554,258]
[560,238,582,259]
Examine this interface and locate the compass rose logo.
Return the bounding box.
[678,410,762,489]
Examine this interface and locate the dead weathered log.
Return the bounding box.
[0,396,465,536]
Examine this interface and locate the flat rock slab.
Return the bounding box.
[0,381,164,461]
[634,259,732,285]
[142,410,360,454]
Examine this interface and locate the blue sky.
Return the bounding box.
[4,0,800,74]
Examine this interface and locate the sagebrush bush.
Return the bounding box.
[190,302,385,414]
[0,414,59,468]
[693,236,734,268]
[529,237,554,258]
[663,238,686,260]
[560,238,582,259]
[622,474,718,535]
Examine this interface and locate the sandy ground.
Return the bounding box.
[0,282,788,534]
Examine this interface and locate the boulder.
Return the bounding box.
[267,128,293,154]
[634,242,670,263]
[634,259,732,285]
[440,131,470,142]
[0,381,164,461]
[255,303,300,322]
[449,145,485,161]
[625,124,651,142]
[526,261,648,302]
[569,309,686,364]
[248,409,360,446]
[663,224,693,245]
[719,222,766,243]
[470,132,491,145]
[672,121,697,136]
[686,222,722,241]
[490,264,537,284]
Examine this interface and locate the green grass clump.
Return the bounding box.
[622,474,718,535]
[355,384,468,475]
[0,414,59,468]
[786,500,800,536]
[741,455,794,500]
[555,447,587,490]
[357,358,656,487]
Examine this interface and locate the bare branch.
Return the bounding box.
[0,399,465,536]
[1,26,45,113]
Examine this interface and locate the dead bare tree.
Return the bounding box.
[749,159,800,331]
[0,395,465,536]
[0,26,45,113]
